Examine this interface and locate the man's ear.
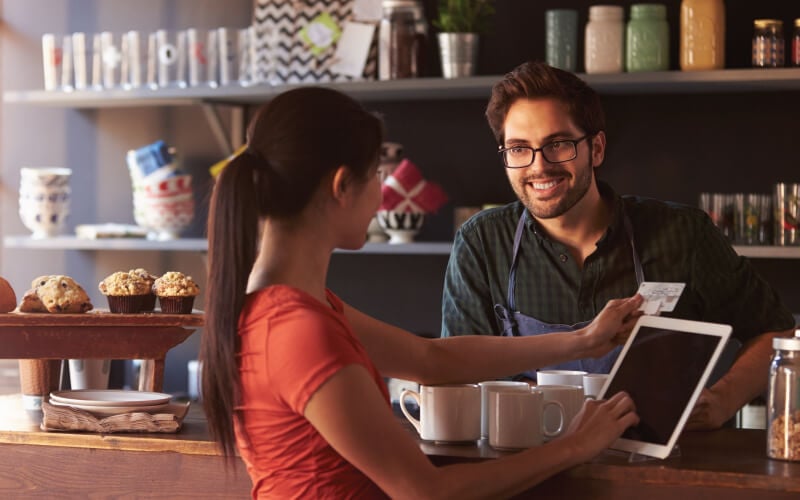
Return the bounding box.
[591,131,607,168]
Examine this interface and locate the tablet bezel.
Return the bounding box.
[598,315,732,459]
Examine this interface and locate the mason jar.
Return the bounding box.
[626,3,670,72]
[767,336,800,461]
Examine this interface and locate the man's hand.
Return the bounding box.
[684,387,731,430]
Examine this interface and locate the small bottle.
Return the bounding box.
[680,0,725,70]
[752,19,784,68]
[767,336,800,461]
[585,5,625,74]
[792,19,800,66]
[626,4,670,72]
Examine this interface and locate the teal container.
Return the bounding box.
[545,9,578,72]
[626,4,669,72]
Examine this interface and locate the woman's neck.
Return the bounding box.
[247,220,332,305]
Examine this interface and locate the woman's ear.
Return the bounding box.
[331,165,350,202]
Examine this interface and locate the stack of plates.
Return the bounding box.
[49,389,172,416]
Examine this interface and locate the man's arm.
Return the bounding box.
[686,329,793,430]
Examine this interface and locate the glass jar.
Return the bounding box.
[626,4,670,72]
[680,0,725,70]
[792,19,800,66]
[752,19,784,68]
[767,336,800,461]
[585,5,625,74]
[378,0,428,80]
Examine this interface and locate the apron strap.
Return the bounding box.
[507,210,528,312]
[623,213,645,286]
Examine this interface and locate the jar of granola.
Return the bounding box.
[767,336,800,461]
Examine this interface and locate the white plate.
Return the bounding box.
[49,399,170,416]
[49,389,172,407]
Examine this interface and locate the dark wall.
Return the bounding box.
[329,0,800,335]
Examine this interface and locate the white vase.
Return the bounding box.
[438,33,479,78]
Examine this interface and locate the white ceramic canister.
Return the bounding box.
[585,5,625,74]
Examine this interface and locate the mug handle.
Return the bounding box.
[542,400,565,438]
[399,388,422,435]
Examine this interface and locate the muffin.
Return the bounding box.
[19,275,93,313]
[128,268,159,312]
[98,271,150,313]
[152,271,200,314]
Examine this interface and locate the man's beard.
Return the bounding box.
[515,163,594,219]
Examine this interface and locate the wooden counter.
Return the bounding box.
[417,425,800,499]
[0,394,251,498]
[1,393,798,498]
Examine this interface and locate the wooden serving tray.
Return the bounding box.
[0,310,205,392]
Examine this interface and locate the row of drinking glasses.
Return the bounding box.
[42,27,257,92]
[699,191,779,246]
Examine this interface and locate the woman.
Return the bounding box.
[202,86,641,498]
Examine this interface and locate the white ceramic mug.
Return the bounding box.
[583,373,610,399]
[68,359,111,390]
[400,384,480,442]
[489,389,565,450]
[536,369,587,387]
[478,381,530,439]
[537,384,585,437]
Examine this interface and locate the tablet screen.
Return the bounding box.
[604,325,723,445]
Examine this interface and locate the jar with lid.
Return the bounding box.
[767,336,800,461]
[752,19,784,67]
[626,4,670,72]
[680,0,725,70]
[585,5,625,74]
[792,19,800,66]
[378,0,428,80]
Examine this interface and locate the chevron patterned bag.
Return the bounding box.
[253,0,378,84]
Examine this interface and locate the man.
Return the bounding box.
[441,61,795,430]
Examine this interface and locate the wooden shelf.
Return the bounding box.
[2,236,453,255]
[6,236,800,259]
[732,245,800,259]
[5,68,800,108]
[2,236,208,252]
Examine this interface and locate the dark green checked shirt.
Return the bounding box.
[441,182,795,343]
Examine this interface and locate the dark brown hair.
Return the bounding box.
[202,87,383,457]
[485,61,606,145]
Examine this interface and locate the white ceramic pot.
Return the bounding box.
[377,210,425,244]
[18,167,72,238]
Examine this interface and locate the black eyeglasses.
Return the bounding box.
[498,135,590,168]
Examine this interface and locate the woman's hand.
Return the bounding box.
[563,391,639,462]
[579,295,644,359]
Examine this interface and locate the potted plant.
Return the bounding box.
[433,0,495,78]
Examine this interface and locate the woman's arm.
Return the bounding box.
[305,364,638,499]
[345,295,643,384]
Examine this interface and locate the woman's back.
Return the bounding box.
[236,285,389,498]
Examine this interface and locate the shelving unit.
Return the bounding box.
[5,68,800,258]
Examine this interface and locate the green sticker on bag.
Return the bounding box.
[300,12,342,56]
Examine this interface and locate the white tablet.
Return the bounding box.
[598,315,732,459]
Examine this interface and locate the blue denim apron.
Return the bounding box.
[494,210,644,380]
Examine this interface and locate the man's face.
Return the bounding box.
[502,98,599,220]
